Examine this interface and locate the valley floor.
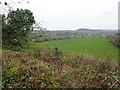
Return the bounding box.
[33,37,119,61]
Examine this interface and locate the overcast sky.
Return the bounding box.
[1,0,119,30]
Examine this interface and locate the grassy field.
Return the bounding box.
[33,37,119,61]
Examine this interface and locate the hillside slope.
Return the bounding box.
[2,48,119,88]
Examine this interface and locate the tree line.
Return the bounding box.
[108,35,120,48]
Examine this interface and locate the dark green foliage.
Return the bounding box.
[2,9,35,51]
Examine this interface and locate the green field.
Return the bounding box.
[33,37,119,61]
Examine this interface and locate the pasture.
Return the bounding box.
[33,37,119,61]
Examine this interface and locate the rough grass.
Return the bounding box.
[33,37,119,61]
[2,47,119,88]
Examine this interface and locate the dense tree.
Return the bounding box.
[2,9,35,51]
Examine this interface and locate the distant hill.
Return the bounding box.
[76,28,118,33]
[33,28,118,35]
[48,28,118,34]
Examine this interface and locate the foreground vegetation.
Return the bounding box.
[2,47,119,88]
[33,37,119,61]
